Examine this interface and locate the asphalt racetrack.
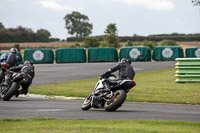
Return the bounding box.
[33,61,176,86]
[1,61,200,121]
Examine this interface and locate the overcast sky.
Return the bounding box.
[0,0,199,40]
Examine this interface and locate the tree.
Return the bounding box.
[0,22,4,29]
[64,11,93,37]
[103,23,120,48]
[36,29,51,38]
[8,26,35,42]
[36,29,51,42]
[192,0,200,6]
[104,23,118,35]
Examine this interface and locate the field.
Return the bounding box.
[0,41,200,49]
[0,42,80,48]
[1,118,200,133]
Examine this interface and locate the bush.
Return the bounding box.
[74,42,81,47]
[99,41,110,47]
[84,37,99,48]
[160,40,178,46]
[125,40,133,47]
[13,43,21,52]
[104,35,120,48]
[143,40,157,50]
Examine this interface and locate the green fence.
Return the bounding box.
[120,47,151,61]
[0,52,23,64]
[175,58,200,83]
[56,48,86,63]
[88,48,118,62]
[24,49,54,64]
[186,47,200,58]
[153,46,183,61]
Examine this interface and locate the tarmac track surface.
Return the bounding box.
[33,61,176,86]
[1,61,200,121]
[0,98,200,121]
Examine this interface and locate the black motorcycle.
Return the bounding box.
[81,74,136,111]
[0,64,29,101]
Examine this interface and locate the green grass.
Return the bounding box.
[0,118,200,133]
[30,68,200,104]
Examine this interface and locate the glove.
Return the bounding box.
[101,73,107,78]
[101,72,111,78]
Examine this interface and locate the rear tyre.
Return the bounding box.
[81,96,92,110]
[104,90,126,112]
[3,82,19,101]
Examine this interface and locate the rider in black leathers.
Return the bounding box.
[3,60,35,95]
[101,58,135,90]
[0,48,20,83]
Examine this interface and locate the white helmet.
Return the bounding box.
[10,48,17,54]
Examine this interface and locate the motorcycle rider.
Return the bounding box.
[101,58,135,91]
[3,60,35,95]
[0,48,20,83]
[0,48,20,67]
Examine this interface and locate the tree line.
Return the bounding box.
[67,33,200,42]
[0,22,60,43]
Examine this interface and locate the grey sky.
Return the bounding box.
[0,0,199,40]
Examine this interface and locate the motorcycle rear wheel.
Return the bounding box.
[104,90,126,112]
[81,97,92,110]
[3,82,19,101]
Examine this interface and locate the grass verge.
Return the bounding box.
[30,68,200,104]
[0,118,200,133]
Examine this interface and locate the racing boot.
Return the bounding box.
[20,88,28,95]
[15,90,20,97]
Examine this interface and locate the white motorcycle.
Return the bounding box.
[81,74,136,111]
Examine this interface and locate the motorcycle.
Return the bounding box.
[81,74,136,111]
[0,63,29,101]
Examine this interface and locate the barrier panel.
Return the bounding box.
[56,48,86,63]
[175,58,200,82]
[120,47,151,61]
[24,49,54,64]
[153,46,183,61]
[0,52,23,64]
[88,48,118,62]
[186,47,200,58]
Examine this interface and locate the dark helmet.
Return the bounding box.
[121,58,131,64]
[24,60,33,66]
[10,48,17,54]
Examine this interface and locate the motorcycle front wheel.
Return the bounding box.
[81,96,92,110]
[104,90,126,112]
[3,82,19,101]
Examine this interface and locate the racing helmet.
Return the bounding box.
[10,48,17,54]
[121,58,131,64]
[24,60,33,66]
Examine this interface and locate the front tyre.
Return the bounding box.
[81,96,92,110]
[104,90,126,112]
[3,82,19,101]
